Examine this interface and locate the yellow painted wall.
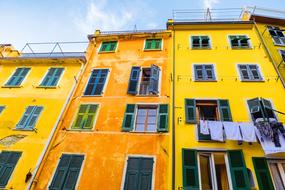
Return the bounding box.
[170,23,285,189]
[33,32,172,190]
[0,58,83,189]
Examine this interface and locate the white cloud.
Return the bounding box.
[75,0,157,35]
[203,0,220,9]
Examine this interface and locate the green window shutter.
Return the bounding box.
[252,157,274,190]
[218,99,232,121]
[227,150,250,190]
[182,149,199,189]
[100,41,117,52]
[72,104,97,130]
[0,151,22,188]
[185,99,196,123]
[122,104,136,132]
[137,158,154,190]
[157,104,168,132]
[145,39,161,50]
[124,157,140,190]
[127,67,141,95]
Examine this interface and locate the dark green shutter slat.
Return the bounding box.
[218,99,232,121]
[157,104,168,132]
[127,67,141,95]
[252,157,274,190]
[122,104,135,132]
[182,149,199,189]
[227,150,250,190]
[72,104,97,129]
[185,99,196,123]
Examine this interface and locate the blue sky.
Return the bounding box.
[1,0,285,50]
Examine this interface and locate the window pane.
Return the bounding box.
[199,154,213,189]
[146,124,156,132]
[135,124,145,132]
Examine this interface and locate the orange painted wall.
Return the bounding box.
[33,32,171,190]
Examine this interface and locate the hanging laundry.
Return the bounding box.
[239,122,257,142]
[208,121,224,142]
[200,120,209,135]
[270,121,285,147]
[223,121,242,141]
[255,120,273,142]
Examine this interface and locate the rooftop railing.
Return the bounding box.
[96,29,167,36]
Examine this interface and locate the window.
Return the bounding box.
[144,39,162,50]
[16,106,43,130]
[49,154,84,190]
[238,64,262,81]
[40,68,64,87]
[84,69,109,96]
[99,41,117,52]
[268,26,285,45]
[194,64,216,81]
[268,160,285,190]
[5,67,30,86]
[71,104,98,130]
[0,151,22,188]
[191,36,210,49]
[123,157,154,190]
[279,50,285,62]
[127,65,160,95]
[122,104,168,132]
[229,35,251,49]
[247,98,276,122]
[0,106,5,114]
[182,149,250,190]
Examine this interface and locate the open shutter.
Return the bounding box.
[26,106,43,130]
[149,65,160,95]
[122,104,136,132]
[182,149,199,189]
[62,155,84,190]
[218,99,232,121]
[138,158,154,190]
[16,106,34,129]
[252,157,274,190]
[49,154,72,190]
[247,98,264,121]
[185,99,196,123]
[0,152,21,188]
[157,104,168,132]
[127,67,141,95]
[227,150,250,190]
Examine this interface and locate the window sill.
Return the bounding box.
[194,80,217,82]
[143,49,162,52]
[136,94,159,97]
[13,128,34,131]
[231,47,252,50]
[1,85,22,88]
[273,43,285,47]
[240,80,265,82]
[191,47,211,50]
[82,95,103,97]
[36,86,58,89]
[129,131,167,134]
[98,51,116,54]
[66,129,94,132]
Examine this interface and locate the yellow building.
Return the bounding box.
[168,9,285,190]
[0,43,86,189]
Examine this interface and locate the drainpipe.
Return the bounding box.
[172,26,176,190]
[253,21,285,89]
[28,41,96,190]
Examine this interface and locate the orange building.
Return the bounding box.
[31,30,171,190]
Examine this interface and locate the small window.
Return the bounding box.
[123,157,154,190]
[40,68,64,87]
[0,106,5,114]
[5,67,30,87]
[0,151,22,188]
[49,154,84,190]
[16,106,43,130]
[71,104,98,130]
[280,50,285,62]
[191,36,210,49]
[194,64,215,81]
[99,41,117,52]
[238,64,262,81]
[144,39,162,50]
[229,35,251,49]
[84,69,109,96]
[247,98,276,122]
[268,26,285,45]
[135,105,158,132]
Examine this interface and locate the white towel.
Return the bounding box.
[239,122,257,142]
[255,127,285,155]
[208,121,224,141]
[200,120,209,135]
[223,121,242,141]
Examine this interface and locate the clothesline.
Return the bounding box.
[193,117,285,123]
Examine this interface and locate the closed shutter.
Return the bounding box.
[72,104,97,129]
[41,68,54,86]
[218,99,232,121]
[16,106,35,129]
[0,151,21,188]
[138,158,154,190]
[194,65,203,80]
[127,67,141,95]
[26,106,43,129]
[252,157,274,190]
[182,149,199,189]
[49,68,64,86]
[62,155,84,190]
[6,68,30,86]
[238,65,250,80]
[248,65,262,80]
[84,69,108,95]
[157,104,168,132]
[185,99,196,123]
[227,150,250,190]
[122,104,136,132]
[204,65,215,80]
[149,65,160,94]
[124,157,140,190]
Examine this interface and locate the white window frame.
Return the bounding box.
[192,63,217,81]
[97,41,119,53]
[267,26,285,46]
[236,64,264,81]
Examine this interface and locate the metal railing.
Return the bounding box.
[99,29,167,35]
[19,42,88,58]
